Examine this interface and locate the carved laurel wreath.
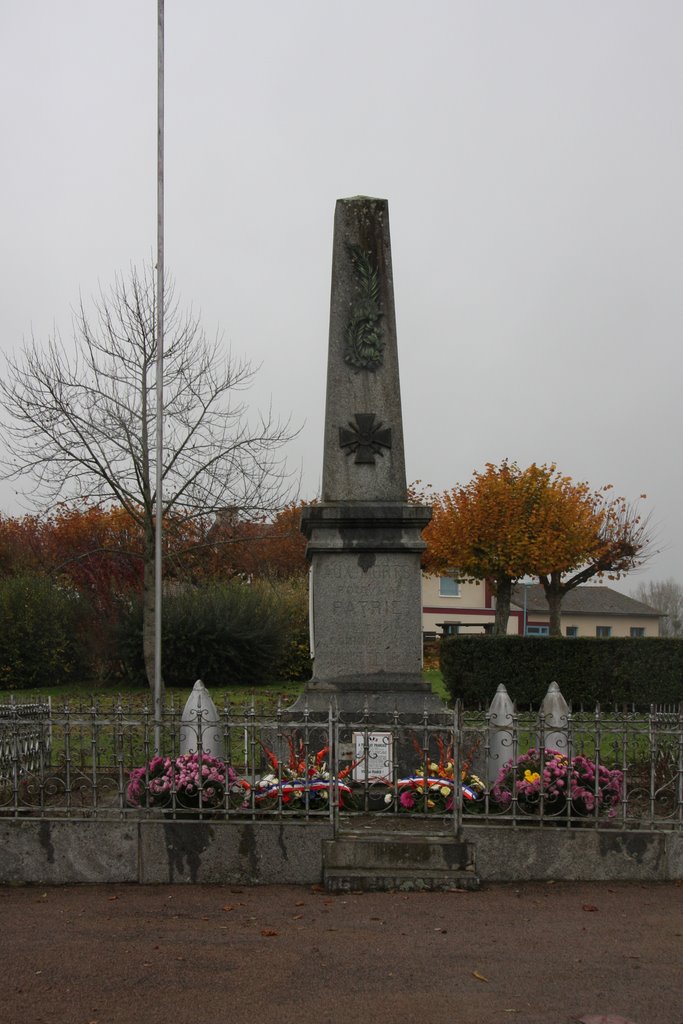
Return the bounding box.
[344,243,384,371]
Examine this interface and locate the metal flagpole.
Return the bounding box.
[154,0,165,753]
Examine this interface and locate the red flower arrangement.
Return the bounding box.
[254,735,360,810]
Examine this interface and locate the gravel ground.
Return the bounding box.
[1,881,681,1024]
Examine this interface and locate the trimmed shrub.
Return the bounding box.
[116,579,305,687]
[270,578,311,682]
[0,572,91,689]
[441,635,683,709]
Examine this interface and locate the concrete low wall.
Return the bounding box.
[140,820,333,884]
[462,825,683,882]
[0,820,333,886]
[0,819,139,885]
[1,819,681,885]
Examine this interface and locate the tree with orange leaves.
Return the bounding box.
[191,501,309,583]
[423,461,653,636]
[0,499,309,597]
[423,462,552,634]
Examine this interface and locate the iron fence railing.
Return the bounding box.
[1,696,681,832]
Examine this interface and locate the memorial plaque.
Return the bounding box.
[352,731,393,782]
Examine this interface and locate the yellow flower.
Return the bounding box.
[427,799,435,808]
[524,770,540,784]
[440,786,451,798]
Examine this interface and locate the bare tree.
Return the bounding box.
[633,578,683,637]
[0,263,296,689]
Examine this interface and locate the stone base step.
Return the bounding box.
[324,866,480,893]
[322,832,480,892]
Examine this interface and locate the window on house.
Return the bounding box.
[630,627,645,637]
[439,576,460,598]
[526,625,550,636]
[596,626,612,638]
[565,626,579,637]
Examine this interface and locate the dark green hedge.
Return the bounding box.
[441,636,683,709]
[116,580,307,688]
[0,572,91,689]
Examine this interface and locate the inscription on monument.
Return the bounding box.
[327,562,411,582]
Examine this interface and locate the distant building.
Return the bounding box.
[422,575,663,637]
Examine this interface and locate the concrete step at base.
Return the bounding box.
[324,833,475,871]
[324,865,480,893]
[322,833,480,892]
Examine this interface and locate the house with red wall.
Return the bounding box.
[422,575,663,637]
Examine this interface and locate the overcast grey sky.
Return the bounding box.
[1,1,681,589]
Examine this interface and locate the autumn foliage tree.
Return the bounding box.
[190,501,309,583]
[0,504,141,601]
[0,499,311,683]
[423,461,653,636]
[423,462,554,634]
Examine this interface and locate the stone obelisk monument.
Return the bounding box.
[299,197,443,715]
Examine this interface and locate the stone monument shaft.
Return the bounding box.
[301,197,433,705]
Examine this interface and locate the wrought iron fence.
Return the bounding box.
[0,699,51,775]
[0,695,681,832]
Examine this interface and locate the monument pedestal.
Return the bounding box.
[292,501,446,718]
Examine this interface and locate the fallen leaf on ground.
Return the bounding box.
[107,896,119,902]
[261,928,278,937]
[472,971,488,983]
[577,1017,639,1024]
[582,904,599,912]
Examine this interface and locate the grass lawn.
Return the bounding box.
[0,670,448,712]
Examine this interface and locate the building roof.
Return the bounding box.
[510,584,662,618]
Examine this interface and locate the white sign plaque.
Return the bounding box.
[352,731,393,782]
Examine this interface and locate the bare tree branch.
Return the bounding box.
[0,262,299,687]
